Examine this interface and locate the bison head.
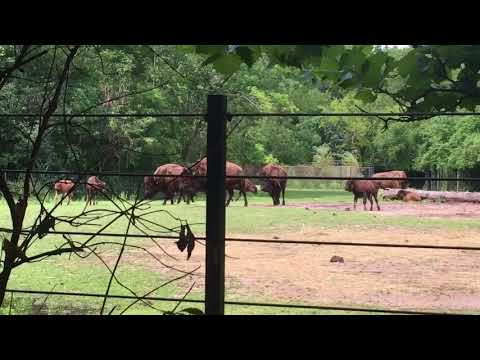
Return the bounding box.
[262,180,281,205]
[397,189,407,200]
[344,180,354,192]
[261,181,273,194]
[143,176,157,199]
[245,181,258,194]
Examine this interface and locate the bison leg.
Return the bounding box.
[225,189,233,207]
[373,193,381,211]
[367,193,374,211]
[282,187,286,206]
[353,194,358,210]
[234,191,241,202]
[242,190,248,207]
[363,195,367,211]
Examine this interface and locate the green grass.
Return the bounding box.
[2,189,480,315]
[3,189,479,234]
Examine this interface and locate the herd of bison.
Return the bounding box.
[53,159,413,210]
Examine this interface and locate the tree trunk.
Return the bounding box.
[182,120,203,162]
[0,258,14,307]
[383,188,480,203]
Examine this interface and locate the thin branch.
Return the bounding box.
[119,267,200,315]
[100,205,134,314]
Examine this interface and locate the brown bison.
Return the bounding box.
[232,179,258,204]
[191,158,250,207]
[372,170,408,189]
[85,176,106,206]
[397,189,422,202]
[260,164,287,206]
[344,180,380,211]
[144,164,194,205]
[53,179,75,205]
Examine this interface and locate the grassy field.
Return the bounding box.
[1,189,480,315]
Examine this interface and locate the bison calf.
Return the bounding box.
[86,176,106,206]
[344,180,380,211]
[54,180,75,205]
[232,179,258,205]
[397,190,422,202]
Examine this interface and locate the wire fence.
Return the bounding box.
[2,98,480,315]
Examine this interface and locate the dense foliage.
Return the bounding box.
[1,45,479,176]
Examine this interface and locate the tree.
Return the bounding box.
[184,45,480,123]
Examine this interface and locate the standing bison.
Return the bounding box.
[260,164,287,206]
[372,170,408,189]
[191,158,251,207]
[344,180,380,211]
[53,179,75,205]
[144,164,194,205]
[85,176,106,206]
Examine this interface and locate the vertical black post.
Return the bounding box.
[205,95,227,315]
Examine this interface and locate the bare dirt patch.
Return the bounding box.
[253,201,480,219]
[130,225,480,314]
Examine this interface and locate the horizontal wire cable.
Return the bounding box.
[2,228,479,252]
[4,289,454,315]
[1,169,479,182]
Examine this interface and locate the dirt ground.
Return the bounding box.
[122,201,480,314]
[254,200,480,219]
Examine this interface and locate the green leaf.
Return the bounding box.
[324,45,345,61]
[300,45,324,57]
[355,89,377,103]
[176,45,196,54]
[400,75,431,99]
[340,48,367,72]
[195,45,227,55]
[383,55,396,76]
[319,55,338,73]
[180,308,204,315]
[340,72,353,82]
[360,45,374,55]
[397,51,419,77]
[461,97,480,112]
[202,53,223,66]
[436,45,467,68]
[433,93,462,111]
[211,54,243,75]
[235,46,257,67]
[362,52,388,87]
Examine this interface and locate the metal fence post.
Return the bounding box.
[205,95,227,315]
